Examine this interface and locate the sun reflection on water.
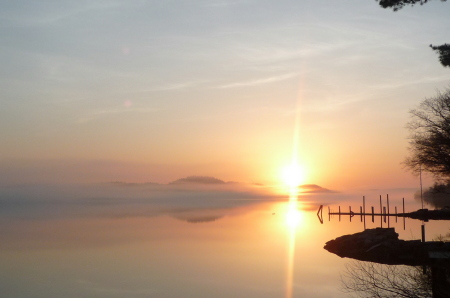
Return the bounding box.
[285,191,302,298]
[286,200,303,229]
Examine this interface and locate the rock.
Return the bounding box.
[324,228,450,266]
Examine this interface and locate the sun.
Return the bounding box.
[281,164,305,188]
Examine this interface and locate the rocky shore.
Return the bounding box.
[324,228,450,267]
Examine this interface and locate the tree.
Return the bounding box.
[404,88,450,180]
[341,260,432,298]
[376,0,446,11]
[430,44,450,67]
[375,0,449,68]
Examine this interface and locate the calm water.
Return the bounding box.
[1,184,449,297]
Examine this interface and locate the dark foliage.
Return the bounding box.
[431,44,450,67]
[404,88,450,180]
[376,0,448,68]
[376,0,446,11]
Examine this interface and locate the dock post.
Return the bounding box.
[379,195,382,228]
[403,197,406,230]
[363,196,365,214]
[317,205,323,224]
[363,196,366,229]
[421,224,426,242]
[338,206,341,222]
[387,194,390,227]
[395,206,398,223]
[371,206,374,222]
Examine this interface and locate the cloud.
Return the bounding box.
[201,0,246,8]
[217,73,298,88]
[145,82,197,91]
[370,74,450,91]
[76,105,160,123]
[0,1,126,26]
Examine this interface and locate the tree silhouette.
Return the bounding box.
[404,88,450,179]
[376,0,446,11]
[375,0,449,67]
[430,44,450,67]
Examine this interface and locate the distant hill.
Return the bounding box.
[169,176,226,185]
[298,184,335,193]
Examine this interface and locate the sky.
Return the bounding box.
[1,0,450,191]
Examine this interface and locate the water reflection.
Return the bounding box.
[286,203,303,228]
[285,190,301,298]
[326,228,450,297]
[3,183,438,297]
[341,261,433,297]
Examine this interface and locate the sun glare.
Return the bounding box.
[285,208,302,228]
[281,164,305,187]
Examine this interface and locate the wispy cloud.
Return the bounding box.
[370,74,450,91]
[217,73,298,89]
[75,279,159,296]
[202,0,247,8]
[142,81,200,92]
[77,106,160,123]
[0,1,125,26]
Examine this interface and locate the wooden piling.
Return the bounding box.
[387,194,390,227]
[380,195,383,228]
[363,196,366,229]
[395,206,398,223]
[403,197,406,230]
[324,195,411,230]
[421,224,425,242]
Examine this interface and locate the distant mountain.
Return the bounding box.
[298,184,335,193]
[169,176,226,185]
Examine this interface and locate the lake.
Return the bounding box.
[1,183,449,297]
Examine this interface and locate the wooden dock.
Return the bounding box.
[318,195,406,229]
